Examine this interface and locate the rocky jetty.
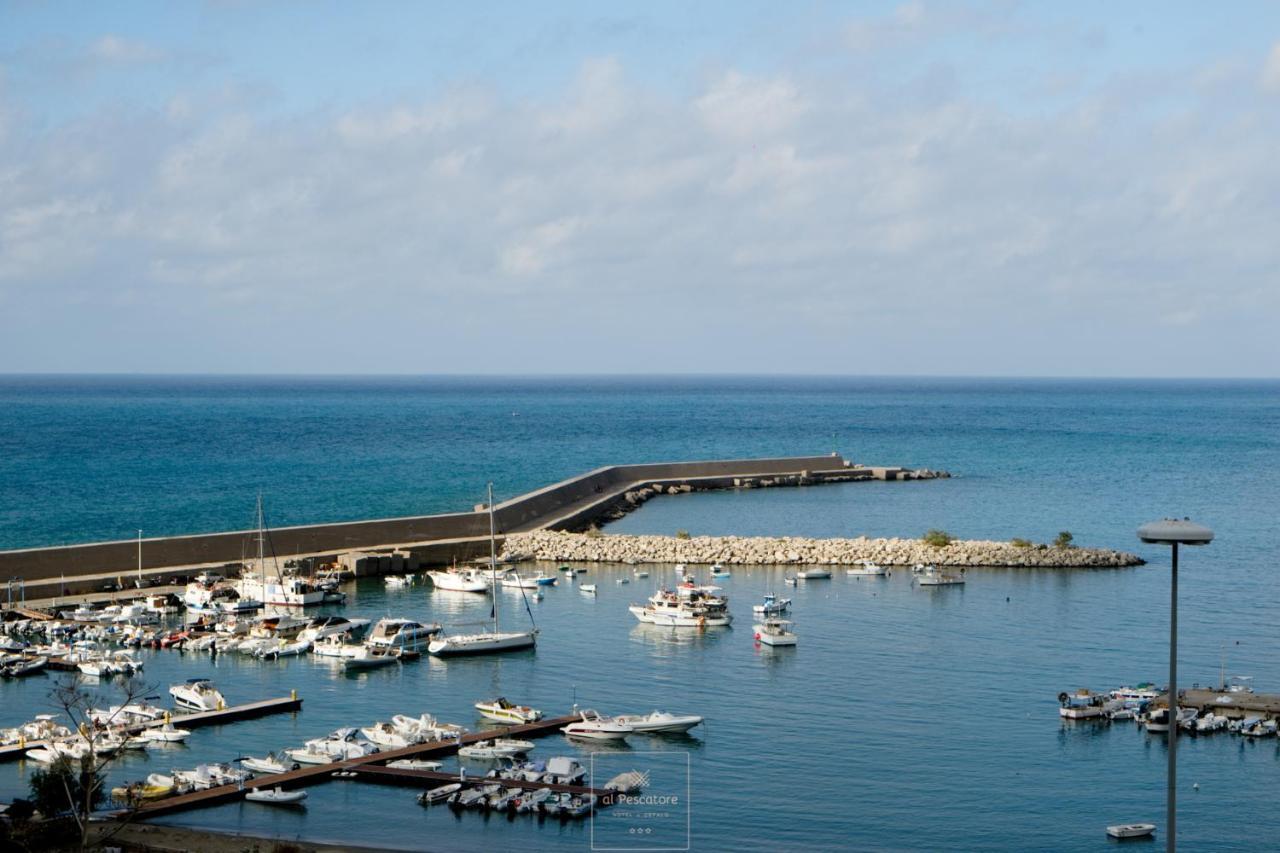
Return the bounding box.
[502,530,1144,569]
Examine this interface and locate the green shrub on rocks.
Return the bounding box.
[922,529,953,548]
[1010,538,1033,548]
[1054,531,1074,548]
[675,529,691,540]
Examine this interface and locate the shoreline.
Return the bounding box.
[503,530,1144,568]
[88,822,418,853]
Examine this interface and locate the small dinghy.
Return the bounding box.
[418,782,461,805]
[387,759,443,771]
[579,584,597,595]
[245,786,308,806]
[142,723,191,743]
[1106,823,1156,840]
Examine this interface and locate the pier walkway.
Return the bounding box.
[0,695,302,763]
[131,713,581,818]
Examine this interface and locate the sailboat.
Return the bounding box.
[234,496,328,607]
[428,484,538,657]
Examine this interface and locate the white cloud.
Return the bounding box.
[90,35,164,65]
[1262,41,1280,93]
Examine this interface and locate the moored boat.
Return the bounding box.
[475,697,543,724]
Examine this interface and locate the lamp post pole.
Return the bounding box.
[1167,541,1178,853]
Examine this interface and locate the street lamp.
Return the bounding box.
[1137,517,1213,853]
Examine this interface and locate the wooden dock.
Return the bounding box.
[352,764,615,802]
[132,713,581,818]
[0,695,302,763]
[1163,688,1280,717]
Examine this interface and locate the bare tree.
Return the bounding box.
[36,673,159,851]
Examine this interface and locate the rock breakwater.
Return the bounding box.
[503,530,1144,568]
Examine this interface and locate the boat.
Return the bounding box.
[1058,690,1116,720]
[391,713,467,742]
[847,560,888,576]
[458,738,535,760]
[534,572,558,586]
[245,786,308,806]
[916,566,965,586]
[501,572,541,590]
[561,709,633,740]
[629,586,732,627]
[384,575,410,588]
[710,564,731,577]
[387,759,443,771]
[580,584,597,595]
[291,728,379,762]
[752,594,791,615]
[297,616,371,643]
[240,752,298,774]
[0,655,48,678]
[169,679,226,712]
[342,648,398,671]
[365,618,440,653]
[616,577,630,584]
[234,497,329,607]
[515,787,553,813]
[425,568,490,593]
[1107,824,1156,840]
[285,744,338,765]
[418,783,462,805]
[753,618,798,647]
[255,638,312,659]
[475,698,543,724]
[611,710,703,734]
[429,485,539,657]
[111,773,180,801]
[634,570,649,579]
[1242,717,1278,738]
[144,592,184,614]
[312,636,365,658]
[604,770,649,793]
[141,723,191,743]
[795,568,832,580]
[559,565,576,573]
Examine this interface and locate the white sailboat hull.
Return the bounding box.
[428,631,537,656]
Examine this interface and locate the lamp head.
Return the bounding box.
[1137,517,1214,546]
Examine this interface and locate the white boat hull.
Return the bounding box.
[428,631,537,656]
[629,606,732,627]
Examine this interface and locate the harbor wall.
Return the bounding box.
[0,454,852,585]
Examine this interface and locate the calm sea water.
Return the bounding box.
[1,376,1278,851]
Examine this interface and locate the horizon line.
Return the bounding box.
[0,371,1277,382]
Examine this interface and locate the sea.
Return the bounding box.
[0,375,1277,851]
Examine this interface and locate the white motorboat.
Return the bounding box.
[362,721,419,749]
[296,727,380,761]
[752,594,791,615]
[426,568,490,592]
[169,679,225,712]
[312,636,365,658]
[753,618,798,647]
[710,564,731,577]
[515,787,553,813]
[255,638,312,659]
[384,575,410,588]
[141,723,191,743]
[634,570,649,579]
[285,745,337,765]
[1107,824,1156,840]
[561,710,633,740]
[916,566,965,586]
[240,752,298,774]
[365,618,441,653]
[501,572,541,590]
[245,786,307,805]
[847,560,887,576]
[25,746,65,764]
[1194,712,1229,733]
[542,756,587,785]
[342,648,398,671]
[391,713,466,742]
[387,759,443,771]
[297,616,371,644]
[795,568,832,580]
[476,698,543,724]
[580,584,597,595]
[418,783,462,805]
[612,710,703,734]
[458,738,535,760]
[144,593,184,614]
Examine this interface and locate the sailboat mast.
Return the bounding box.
[488,483,498,631]
[137,529,143,586]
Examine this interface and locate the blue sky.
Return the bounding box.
[2,2,1278,375]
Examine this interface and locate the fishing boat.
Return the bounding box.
[501,572,541,590]
[418,783,462,805]
[561,709,633,740]
[1106,824,1156,840]
[629,586,732,627]
[753,618,798,647]
[611,710,703,734]
[475,698,543,724]
[429,485,538,657]
[1057,690,1114,720]
[847,560,888,576]
[169,679,225,712]
[245,787,308,806]
[425,567,490,593]
[365,618,440,653]
[752,594,791,615]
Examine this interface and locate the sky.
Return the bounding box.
[1,1,1278,377]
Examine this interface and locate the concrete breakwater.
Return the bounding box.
[502,530,1144,568]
